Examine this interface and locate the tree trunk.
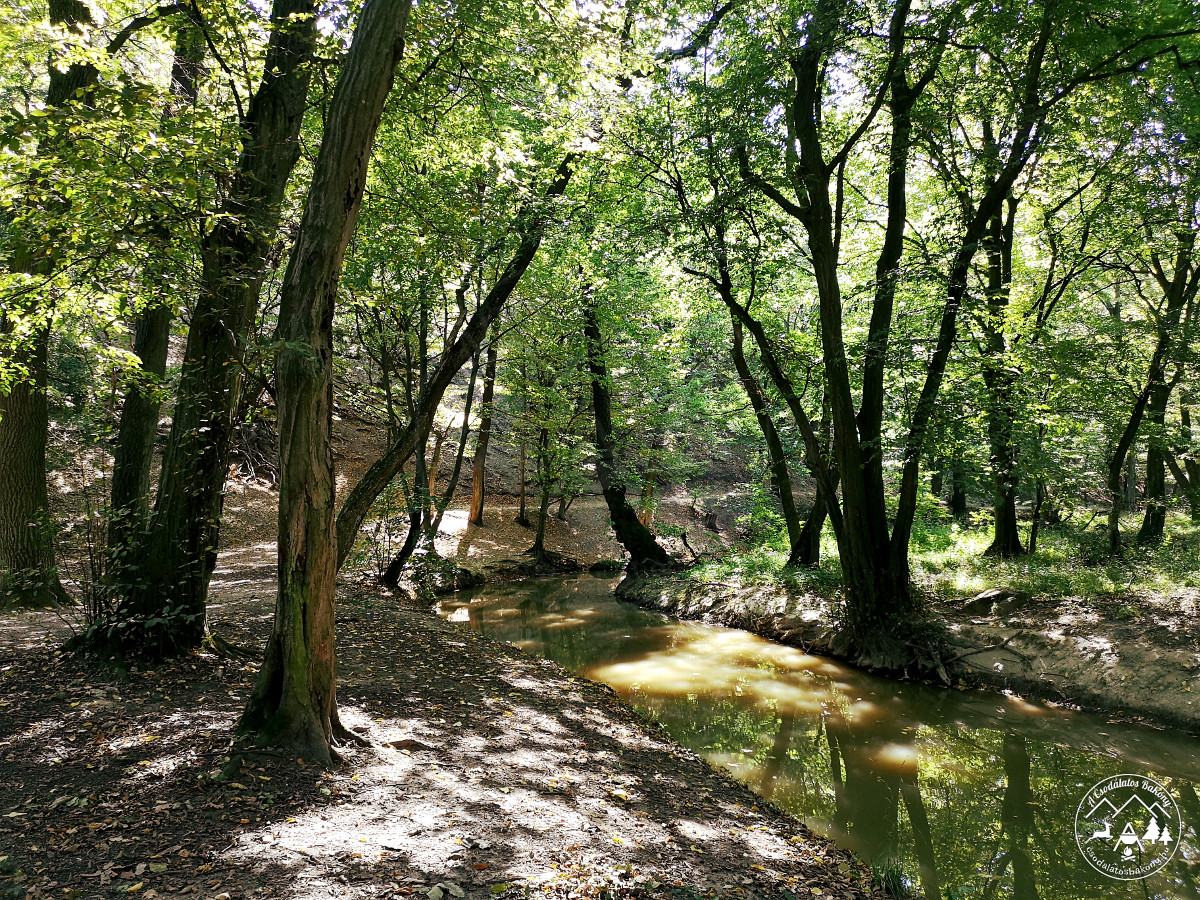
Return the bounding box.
[1105,256,1194,556]
[1179,397,1200,522]
[238,0,411,764]
[468,339,499,525]
[1139,380,1172,542]
[950,463,968,518]
[638,481,655,529]
[0,326,70,607]
[107,304,171,554]
[531,430,552,559]
[106,16,204,555]
[381,505,423,588]
[729,316,804,558]
[929,465,944,500]
[582,303,669,571]
[1027,479,1046,555]
[793,493,827,568]
[516,422,530,527]
[107,0,322,653]
[0,0,100,607]
[980,197,1026,559]
[1125,446,1138,509]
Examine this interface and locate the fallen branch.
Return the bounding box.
[946,633,1022,664]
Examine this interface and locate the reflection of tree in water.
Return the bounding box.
[826,711,945,899]
[1000,734,1038,900]
[1169,780,1200,898]
[444,576,1200,900]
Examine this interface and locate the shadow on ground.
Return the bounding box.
[0,555,882,900]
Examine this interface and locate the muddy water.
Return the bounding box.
[437,574,1200,899]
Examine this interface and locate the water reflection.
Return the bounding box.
[438,574,1200,898]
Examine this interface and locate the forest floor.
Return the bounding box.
[0,532,885,900]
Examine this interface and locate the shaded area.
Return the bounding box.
[0,559,882,899]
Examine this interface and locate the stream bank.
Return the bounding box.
[615,571,1200,732]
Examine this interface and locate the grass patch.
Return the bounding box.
[912,513,1200,601]
[689,510,1200,603]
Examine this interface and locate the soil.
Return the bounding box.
[0,546,885,900]
[613,573,1200,734]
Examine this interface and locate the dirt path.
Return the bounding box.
[0,550,884,900]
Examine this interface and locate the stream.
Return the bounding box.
[437,573,1200,899]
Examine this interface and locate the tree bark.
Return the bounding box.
[107,0,321,653]
[107,305,171,552]
[530,428,552,558]
[981,197,1026,558]
[238,0,411,764]
[582,304,669,571]
[1139,379,1173,542]
[468,339,499,525]
[0,326,70,606]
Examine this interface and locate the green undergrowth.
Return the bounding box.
[913,513,1200,601]
[686,510,1200,604]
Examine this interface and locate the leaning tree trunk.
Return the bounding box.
[237,0,411,765]
[332,156,576,570]
[582,303,669,571]
[729,317,804,560]
[468,339,499,525]
[108,0,321,654]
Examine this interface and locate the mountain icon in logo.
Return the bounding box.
[1086,792,1171,823]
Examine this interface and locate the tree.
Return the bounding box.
[101,0,322,654]
[0,0,106,607]
[239,0,412,763]
[583,298,671,571]
[469,337,500,525]
[687,0,1196,670]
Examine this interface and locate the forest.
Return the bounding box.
[2,0,1200,897]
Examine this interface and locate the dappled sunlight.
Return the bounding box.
[870,742,919,775]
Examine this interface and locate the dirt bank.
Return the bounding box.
[614,572,1200,733]
[0,550,885,900]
